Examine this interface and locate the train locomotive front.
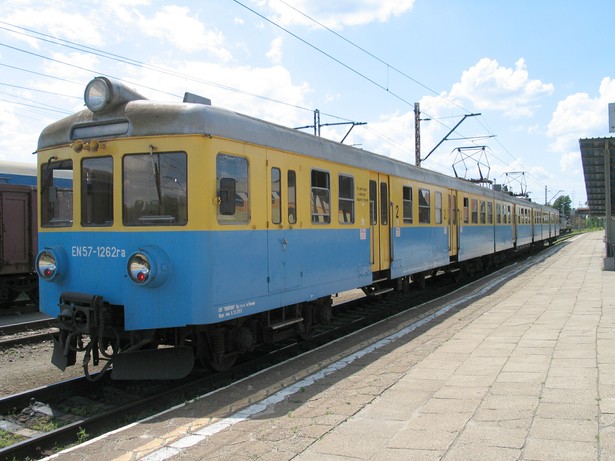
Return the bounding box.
[36,77,339,380]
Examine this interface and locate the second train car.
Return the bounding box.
[35,77,560,379]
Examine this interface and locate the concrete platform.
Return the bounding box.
[48,231,615,461]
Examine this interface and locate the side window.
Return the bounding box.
[479,200,486,224]
[216,153,249,224]
[82,156,113,227]
[507,205,511,224]
[471,199,478,224]
[338,174,354,224]
[487,201,493,224]
[41,159,74,227]
[380,182,388,225]
[369,180,377,225]
[271,167,281,225]
[419,188,430,224]
[463,197,469,224]
[288,170,296,224]
[403,186,412,224]
[496,203,501,224]
[435,191,442,224]
[123,152,187,226]
[311,169,330,224]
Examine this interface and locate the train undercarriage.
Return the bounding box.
[51,292,333,380]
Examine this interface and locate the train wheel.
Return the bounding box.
[0,288,19,309]
[27,288,39,305]
[196,331,238,372]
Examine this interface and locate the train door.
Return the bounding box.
[266,151,302,292]
[448,190,458,258]
[369,172,391,274]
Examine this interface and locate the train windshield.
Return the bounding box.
[40,159,74,227]
[123,152,187,226]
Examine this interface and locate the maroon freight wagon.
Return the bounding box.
[0,184,38,306]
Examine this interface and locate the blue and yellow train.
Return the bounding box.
[35,77,559,379]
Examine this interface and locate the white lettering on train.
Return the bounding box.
[71,246,127,258]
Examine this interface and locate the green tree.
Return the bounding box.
[553,195,572,218]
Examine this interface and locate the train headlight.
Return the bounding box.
[128,253,151,284]
[84,77,111,113]
[36,247,67,282]
[127,247,171,287]
[84,76,146,114]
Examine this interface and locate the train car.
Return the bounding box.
[35,77,559,380]
[0,162,41,306]
[0,182,38,306]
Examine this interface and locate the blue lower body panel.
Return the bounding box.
[38,228,371,331]
[390,226,449,277]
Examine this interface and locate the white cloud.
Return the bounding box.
[134,5,232,60]
[449,58,554,118]
[264,0,415,29]
[547,77,615,153]
[266,37,284,64]
[134,62,312,128]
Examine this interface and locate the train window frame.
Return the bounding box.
[123,151,188,226]
[418,188,430,224]
[403,186,412,224]
[471,198,478,224]
[271,167,281,225]
[435,191,442,224]
[496,203,502,224]
[311,169,331,224]
[41,159,74,228]
[216,153,250,225]
[479,200,486,224]
[288,170,297,224]
[81,156,113,227]
[338,174,355,224]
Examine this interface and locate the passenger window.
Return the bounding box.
[479,201,486,224]
[419,188,430,224]
[463,197,469,224]
[471,199,478,224]
[271,167,281,224]
[311,170,330,224]
[339,174,354,224]
[380,182,388,225]
[496,203,501,224]
[288,170,296,224]
[215,153,249,224]
[123,152,187,226]
[435,192,442,224]
[403,186,412,224]
[487,202,493,224]
[41,159,74,227]
[450,194,457,225]
[82,156,113,226]
[369,181,377,225]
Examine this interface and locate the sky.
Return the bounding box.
[1,0,614,208]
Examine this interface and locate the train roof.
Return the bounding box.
[37,78,556,213]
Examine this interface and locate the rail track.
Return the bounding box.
[0,238,574,460]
